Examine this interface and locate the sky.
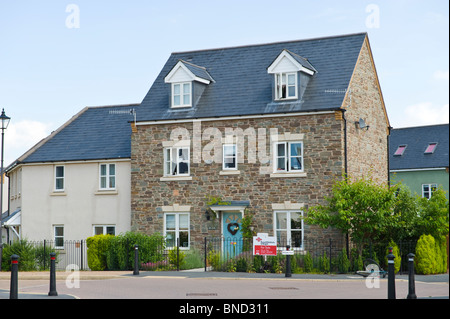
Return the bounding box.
[0,0,448,167]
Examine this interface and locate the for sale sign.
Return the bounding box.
[253,233,277,256]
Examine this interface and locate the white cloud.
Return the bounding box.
[3,120,53,166]
[433,70,449,81]
[397,102,449,128]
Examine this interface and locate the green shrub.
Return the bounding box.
[86,234,113,270]
[415,234,437,275]
[168,248,186,268]
[337,248,350,273]
[385,240,401,274]
[304,252,313,273]
[319,251,330,274]
[104,232,166,270]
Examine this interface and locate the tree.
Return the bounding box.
[416,187,449,240]
[305,175,396,243]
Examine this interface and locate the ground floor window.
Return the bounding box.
[93,225,116,236]
[164,213,190,249]
[274,211,303,249]
[54,225,64,249]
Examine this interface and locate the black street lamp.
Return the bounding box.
[0,108,11,271]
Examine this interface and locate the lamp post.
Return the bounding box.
[0,108,11,271]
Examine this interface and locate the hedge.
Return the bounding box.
[415,234,447,275]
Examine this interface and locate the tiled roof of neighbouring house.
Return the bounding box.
[389,124,449,170]
[15,104,137,164]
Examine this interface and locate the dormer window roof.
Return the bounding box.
[164,60,214,85]
[267,49,317,76]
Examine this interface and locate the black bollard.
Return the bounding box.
[10,254,19,299]
[387,247,396,299]
[48,252,58,296]
[133,244,139,275]
[406,253,417,299]
[285,245,292,278]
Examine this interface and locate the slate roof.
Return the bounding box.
[138,32,367,122]
[389,124,449,170]
[15,104,137,165]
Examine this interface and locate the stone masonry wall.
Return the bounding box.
[131,113,346,250]
[344,37,390,184]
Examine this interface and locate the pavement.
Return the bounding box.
[0,269,448,300]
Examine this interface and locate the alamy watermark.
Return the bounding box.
[365,4,380,29]
[65,4,80,29]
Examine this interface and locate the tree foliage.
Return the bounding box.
[306,175,449,243]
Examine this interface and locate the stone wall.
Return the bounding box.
[344,37,390,184]
[131,113,347,250]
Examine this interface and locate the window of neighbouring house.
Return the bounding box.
[424,143,438,154]
[172,82,191,107]
[164,213,190,249]
[93,225,116,236]
[274,142,303,172]
[164,147,190,176]
[275,72,297,100]
[274,211,303,249]
[100,163,116,190]
[223,144,237,170]
[55,166,65,191]
[54,225,64,249]
[394,145,407,156]
[422,183,438,199]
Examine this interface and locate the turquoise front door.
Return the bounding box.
[222,212,243,258]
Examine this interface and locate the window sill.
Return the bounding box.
[219,170,240,175]
[270,172,307,178]
[50,192,67,196]
[160,176,192,182]
[95,190,118,195]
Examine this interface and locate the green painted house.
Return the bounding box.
[389,124,449,199]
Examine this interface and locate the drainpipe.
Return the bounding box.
[387,126,392,186]
[340,108,349,256]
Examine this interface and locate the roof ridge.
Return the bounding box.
[172,32,367,55]
[85,103,140,109]
[393,123,449,130]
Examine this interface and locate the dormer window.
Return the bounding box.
[275,72,297,100]
[267,49,316,102]
[165,60,214,109]
[172,82,191,107]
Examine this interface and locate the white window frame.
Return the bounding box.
[54,165,65,192]
[422,183,438,199]
[222,144,237,170]
[274,211,304,250]
[164,212,190,250]
[171,82,192,108]
[54,225,64,249]
[164,147,190,176]
[274,141,304,173]
[93,225,116,236]
[275,72,297,100]
[99,163,116,190]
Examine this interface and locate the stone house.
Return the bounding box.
[130,32,391,253]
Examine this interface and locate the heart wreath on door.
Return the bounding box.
[227,223,239,235]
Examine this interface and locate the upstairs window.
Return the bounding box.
[164,147,190,176]
[172,82,191,107]
[274,142,303,172]
[275,73,297,100]
[100,163,116,190]
[223,144,237,170]
[424,143,437,154]
[55,166,65,191]
[394,145,407,156]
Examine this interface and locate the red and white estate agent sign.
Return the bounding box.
[253,233,277,256]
